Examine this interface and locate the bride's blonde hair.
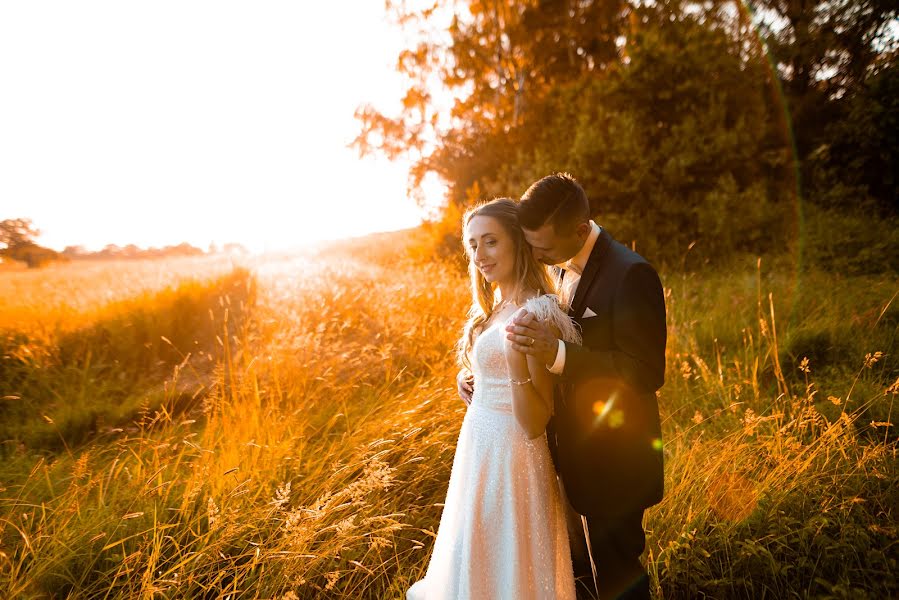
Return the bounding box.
[457,198,556,371]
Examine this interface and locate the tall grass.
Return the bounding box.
[0,236,895,598]
[1,260,255,452]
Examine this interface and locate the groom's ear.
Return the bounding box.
[575,221,591,241]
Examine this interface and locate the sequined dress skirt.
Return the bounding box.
[406,394,576,600]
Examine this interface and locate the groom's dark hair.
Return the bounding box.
[518,173,590,234]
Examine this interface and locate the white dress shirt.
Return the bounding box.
[548,220,601,374]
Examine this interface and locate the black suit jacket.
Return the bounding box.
[547,229,667,519]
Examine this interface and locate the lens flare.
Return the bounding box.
[592,391,620,429]
[739,1,804,323]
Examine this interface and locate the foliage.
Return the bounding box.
[355,0,898,264]
[0,218,39,249]
[809,60,899,212]
[62,241,212,261]
[750,0,899,212]
[802,202,899,275]
[1,217,223,269]
[354,0,633,200]
[482,5,795,263]
[0,242,61,269]
[0,218,60,268]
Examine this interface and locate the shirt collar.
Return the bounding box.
[560,220,601,274]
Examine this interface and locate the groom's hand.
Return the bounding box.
[457,369,474,406]
[505,311,558,366]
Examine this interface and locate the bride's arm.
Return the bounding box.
[505,324,558,439]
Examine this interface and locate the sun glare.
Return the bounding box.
[0,1,434,254]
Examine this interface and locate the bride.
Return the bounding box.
[407,198,580,600]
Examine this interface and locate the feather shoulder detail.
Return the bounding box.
[521,294,582,346]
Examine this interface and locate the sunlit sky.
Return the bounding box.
[0,1,437,253]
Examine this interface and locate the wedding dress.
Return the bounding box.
[407,295,580,600]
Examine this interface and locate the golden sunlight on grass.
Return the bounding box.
[0,255,243,334]
[0,232,896,597]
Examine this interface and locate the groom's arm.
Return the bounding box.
[563,263,666,393]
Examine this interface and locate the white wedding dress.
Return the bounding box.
[407,295,580,600]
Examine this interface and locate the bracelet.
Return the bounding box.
[510,377,532,386]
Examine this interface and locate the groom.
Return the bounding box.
[508,173,666,599]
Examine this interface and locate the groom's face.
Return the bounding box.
[522,221,587,266]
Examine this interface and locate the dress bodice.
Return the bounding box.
[470,320,515,414]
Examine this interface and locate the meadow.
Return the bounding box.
[0,233,896,599]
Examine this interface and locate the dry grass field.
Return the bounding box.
[0,232,896,598]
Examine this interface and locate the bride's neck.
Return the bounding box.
[495,280,517,305]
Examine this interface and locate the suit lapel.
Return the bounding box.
[569,229,611,318]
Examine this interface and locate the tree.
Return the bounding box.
[356,0,895,264]
[0,218,62,268]
[748,0,898,205]
[62,245,87,258]
[356,1,794,260]
[0,218,40,250]
[353,0,631,206]
[811,58,899,212]
[7,242,60,268]
[477,0,794,259]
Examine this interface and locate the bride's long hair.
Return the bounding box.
[457,198,556,371]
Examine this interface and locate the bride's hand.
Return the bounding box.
[503,308,529,353]
[504,308,531,373]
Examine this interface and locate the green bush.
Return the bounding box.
[802,204,899,275]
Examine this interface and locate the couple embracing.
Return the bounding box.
[406,173,668,600]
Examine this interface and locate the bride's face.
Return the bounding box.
[465,215,517,285]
